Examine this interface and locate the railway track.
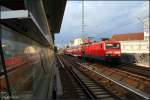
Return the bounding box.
[116,63,150,77]
[57,56,120,100]
[63,54,149,78]
[64,54,150,80]
[61,54,150,100]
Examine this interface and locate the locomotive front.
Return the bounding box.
[104,41,121,61]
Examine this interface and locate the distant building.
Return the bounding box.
[110,32,144,41]
[109,19,149,52]
[69,38,94,46]
[144,18,149,40]
[110,32,149,67]
[70,38,84,46]
[110,32,148,54]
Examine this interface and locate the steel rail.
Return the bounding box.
[69,68,97,100]
[77,62,150,100]
[57,56,97,100]
[57,56,65,69]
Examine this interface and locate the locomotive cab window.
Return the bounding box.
[106,43,120,49]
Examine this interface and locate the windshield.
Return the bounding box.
[106,43,120,49]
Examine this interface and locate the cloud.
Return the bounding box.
[55,1,149,47]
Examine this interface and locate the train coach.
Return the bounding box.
[64,45,82,57]
[64,40,121,62]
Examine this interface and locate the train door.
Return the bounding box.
[101,42,106,56]
[95,44,99,57]
[88,45,91,56]
[87,45,90,56]
[99,43,103,56]
[93,44,97,57]
[92,45,95,57]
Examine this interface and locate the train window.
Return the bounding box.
[106,43,120,49]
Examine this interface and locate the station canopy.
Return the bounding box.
[1,0,67,46]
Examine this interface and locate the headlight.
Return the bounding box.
[114,51,120,54]
[105,51,112,54]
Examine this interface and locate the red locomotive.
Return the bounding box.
[64,40,121,62]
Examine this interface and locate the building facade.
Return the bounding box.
[111,32,149,67]
[70,38,84,46]
[144,18,149,40]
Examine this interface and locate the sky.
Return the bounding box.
[55,1,149,48]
